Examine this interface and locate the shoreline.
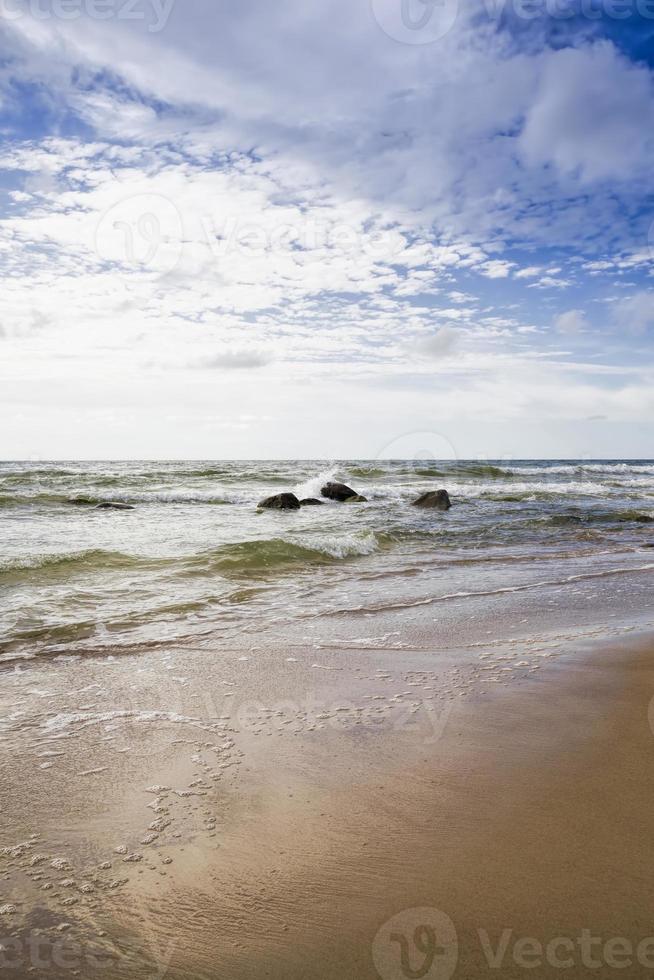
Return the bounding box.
[1,597,654,978]
[3,457,653,666]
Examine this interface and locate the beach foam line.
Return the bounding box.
[42,709,225,734]
[319,562,654,616]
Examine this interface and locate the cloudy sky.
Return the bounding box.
[0,0,653,459]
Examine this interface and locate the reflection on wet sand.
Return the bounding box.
[2,596,654,978]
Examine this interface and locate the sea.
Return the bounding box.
[1,459,653,665]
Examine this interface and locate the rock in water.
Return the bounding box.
[95,502,135,511]
[258,493,301,510]
[321,481,367,502]
[299,498,323,506]
[343,495,367,503]
[412,489,452,510]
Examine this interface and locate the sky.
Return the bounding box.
[0,0,653,460]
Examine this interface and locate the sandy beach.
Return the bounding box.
[2,580,654,979]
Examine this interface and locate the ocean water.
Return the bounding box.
[1,459,653,664]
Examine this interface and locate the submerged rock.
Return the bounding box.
[67,496,97,506]
[321,481,367,502]
[299,498,323,506]
[95,502,135,511]
[343,494,367,503]
[258,492,301,510]
[412,489,452,510]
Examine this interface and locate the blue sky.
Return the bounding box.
[0,0,652,459]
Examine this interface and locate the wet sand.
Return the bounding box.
[2,614,654,979]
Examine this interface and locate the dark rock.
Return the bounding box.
[258,492,301,510]
[412,489,452,510]
[320,481,366,502]
[95,502,135,511]
[299,498,323,506]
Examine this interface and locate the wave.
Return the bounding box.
[91,491,231,505]
[0,472,126,488]
[541,510,653,526]
[182,532,383,577]
[481,491,555,502]
[1,532,386,585]
[347,466,386,478]
[323,562,654,617]
[509,462,654,476]
[396,464,514,479]
[293,466,340,501]
[0,492,103,508]
[0,491,233,508]
[455,464,514,478]
[0,549,160,580]
[478,488,651,502]
[461,479,640,499]
[0,464,297,487]
[0,467,84,480]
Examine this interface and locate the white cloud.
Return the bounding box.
[479,259,514,279]
[415,326,460,359]
[191,348,273,370]
[520,43,654,184]
[2,8,652,248]
[554,310,587,334]
[612,292,654,335]
[0,4,653,455]
[528,276,571,290]
[514,266,542,279]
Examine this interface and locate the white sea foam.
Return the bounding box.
[43,710,221,733]
[289,530,380,559]
[292,465,340,501]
